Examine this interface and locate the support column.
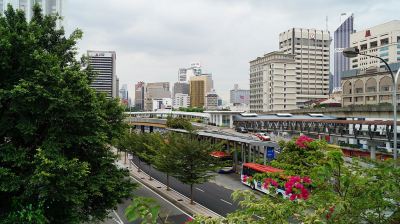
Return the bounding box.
[242,144,246,163]
[149,126,153,133]
[264,146,267,165]
[369,140,376,160]
[233,142,238,172]
[141,125,145,133]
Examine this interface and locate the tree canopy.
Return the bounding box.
[0,5,134,223]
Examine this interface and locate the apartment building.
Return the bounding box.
[249,51,297,113]
[279,28,331,107]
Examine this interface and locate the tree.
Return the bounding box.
[151,132,180,191]
[193,137,400,224]
[125,197,161,224]
[171,133,221,204]
[0,5,135,223]
[166,116,194,131]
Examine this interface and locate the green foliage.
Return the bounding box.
[166,116,193,131]
[125,197,160,224]
[178,107,204,113]
[270,138,329,176]
[195,137,400,224]
[0,5,135,223]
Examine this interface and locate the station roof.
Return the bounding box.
[233,113,336,121]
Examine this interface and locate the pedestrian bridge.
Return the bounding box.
[125,111,209,121]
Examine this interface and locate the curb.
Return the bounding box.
[127,161,223,219]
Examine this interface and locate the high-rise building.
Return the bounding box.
[230,84,250,105]
[189,80,205,108]
[178,62,202,82]
[87,50,117,99]
[119,84,129,105]
[144,82,170,111]
[334,13,354,90]
[0,0,62,22]
[135,81,145,111]
[249,51,297,113]
[279,28,331,107]
[350,20,400,71]
[205,90,218,111]
[173,82,189,96]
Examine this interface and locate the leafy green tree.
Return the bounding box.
[151,132,179,191]
[194,137,400,224]
[125,197,161,224]
[0,5,135,223]
[171,134,221,204]
[166,116,194,131]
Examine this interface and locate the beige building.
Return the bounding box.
[341,67,400,106]
[205,90,219,110]
[189,80,205,108]
[279,28,331,107]
[144,82,171,111]
[350,20,400,71]
[249,51,297,113]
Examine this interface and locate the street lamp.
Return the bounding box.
[343,47,399,160]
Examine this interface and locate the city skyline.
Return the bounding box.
[62,0,400,101]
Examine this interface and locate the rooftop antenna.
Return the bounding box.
[326,16,329,31]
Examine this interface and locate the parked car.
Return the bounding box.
[235,127,248,133]
[255,133,271,141]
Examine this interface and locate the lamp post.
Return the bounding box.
[343,47,399,160]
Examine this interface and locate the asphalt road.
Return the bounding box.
[106,177,191,224]
[131,156,240,217]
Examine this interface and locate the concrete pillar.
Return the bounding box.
[149,126,154,133]
[264,146,267,165]
[242,144,245,163]
[229,115,234,128]
[233,142,238,172]
[369,140,376,160]
[140,125,145,133]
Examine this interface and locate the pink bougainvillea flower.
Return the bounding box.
[295,135,314,148]
[289,194,296,201]
[303,176,312,184]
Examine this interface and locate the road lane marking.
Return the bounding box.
[112,210,124,224]
[129,175,194,219]
[129,160,223,218]
[195,187,205,192]
[220,199,233,205]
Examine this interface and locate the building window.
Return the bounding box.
[381,38,389,46]
[370,41,377,48]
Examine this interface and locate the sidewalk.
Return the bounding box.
[114,150,222,219]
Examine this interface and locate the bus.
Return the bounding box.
[241,163,288,198]
[210,151,234,174]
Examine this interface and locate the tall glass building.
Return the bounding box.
[333,14,354,90]
[0,0,62,21]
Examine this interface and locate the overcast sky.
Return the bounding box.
[64,0,400,102]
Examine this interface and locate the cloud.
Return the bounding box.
[63,0,400,102]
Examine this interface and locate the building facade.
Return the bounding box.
[333,14,354,90]
[189,80,205,108]
[341,63,400,106]
[178,62,202,82]
[1,0,62,24]
[173,82,189,96]
[144,82,170,111]
[350,20,400,71]
[135,81,145,111]
[279,28,331,107]
[152,98,172,111]
[87,50,117,99]
[119,84,129,106]
[205,90,218,110]
[230,84,250,104]
[173,93,190,109]
[249,51,297,113]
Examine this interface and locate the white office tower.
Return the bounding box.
[0,0,62,21]
[249,51,297,113]
[350,20,400,71]
[87,50,117,99]
[178,62,202,82]
[279,28,331,108]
